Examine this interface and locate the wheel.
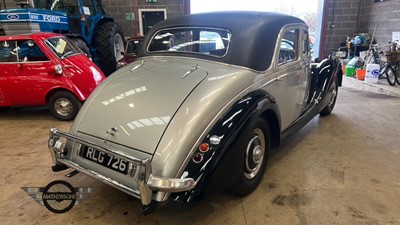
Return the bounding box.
[95,22,125,76]
[48,91,81,121]
[69,37,92,58]
[320,80,338,116]
[229,118,270,196]
[385,66,396,86]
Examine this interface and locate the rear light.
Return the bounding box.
[54,64,63,75]
[199,143,209,153]
[192,153,203,163]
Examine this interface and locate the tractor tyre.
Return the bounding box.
[69,37,92,58]
[95,22,125,76]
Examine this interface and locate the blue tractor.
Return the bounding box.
[0,0,125,76]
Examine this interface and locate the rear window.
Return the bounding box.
[147,27,231,57]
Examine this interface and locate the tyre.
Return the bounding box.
[385,66,396,86]
[320,80,338,116]
[48,91,81,121]
[69,37,92,58]
[229,118,270,196]
[95,22,125,76]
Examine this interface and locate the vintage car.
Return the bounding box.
[116,36,144,69]
[47,12,342,213]
[0,32,105,120]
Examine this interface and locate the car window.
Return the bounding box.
[278,29,299,65]
[148,28,231,57]
[0,40,49,63]
[126,39,143,55]
[0,41,18,63]
[45,37,81,59]
[17,40,49,62]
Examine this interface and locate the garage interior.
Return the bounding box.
[1,0,400,224]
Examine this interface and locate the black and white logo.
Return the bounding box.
[22,180,94,214]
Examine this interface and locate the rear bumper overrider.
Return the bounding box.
[48,128,196,209]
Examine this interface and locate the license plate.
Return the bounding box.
[78,145,129,175]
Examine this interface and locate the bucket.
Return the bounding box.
[356,69,366,80]
[365,64,380,84]
[345,65,356,77]
[342,64,346,75]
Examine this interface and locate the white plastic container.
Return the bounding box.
[365,64,380,84]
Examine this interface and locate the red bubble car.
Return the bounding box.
[0,32,105,120]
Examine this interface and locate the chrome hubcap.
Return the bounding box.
[244,128,265,180]
[55,98,73,117]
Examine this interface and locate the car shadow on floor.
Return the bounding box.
[0,106,54,120]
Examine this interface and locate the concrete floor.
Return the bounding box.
[1,86,400,225]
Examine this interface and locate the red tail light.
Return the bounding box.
[199,143,209,153]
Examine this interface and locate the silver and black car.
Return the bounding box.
[48,11,342,214]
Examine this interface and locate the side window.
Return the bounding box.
[82,0,94,15]
[302,30,310,55]
[278,29,299,65]
[0,41,18,63]
[17,40,49,62]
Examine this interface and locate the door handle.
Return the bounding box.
[64,65,73,68]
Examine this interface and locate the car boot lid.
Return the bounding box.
[74,57,208,155]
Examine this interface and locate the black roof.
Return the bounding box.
[140,11,306,71]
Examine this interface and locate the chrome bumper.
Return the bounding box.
[48,128,196,206]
